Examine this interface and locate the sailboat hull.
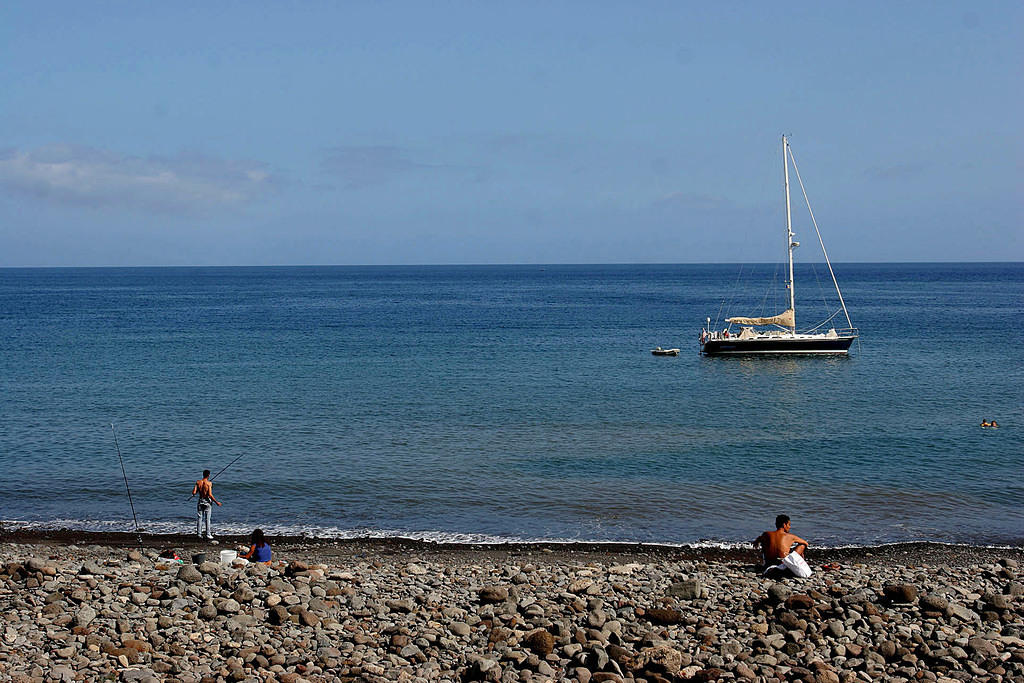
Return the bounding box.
[701,335,855,355]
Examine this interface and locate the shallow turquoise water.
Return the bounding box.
[1,263,1021,546]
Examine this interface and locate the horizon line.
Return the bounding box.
[1,260,1022,270]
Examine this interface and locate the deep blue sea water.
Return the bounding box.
[1,263,1021,547]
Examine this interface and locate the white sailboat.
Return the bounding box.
[700,136,858,355]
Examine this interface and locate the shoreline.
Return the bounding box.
[4,528,1022,568]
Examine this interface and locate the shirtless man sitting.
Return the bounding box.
[754,514,808,574]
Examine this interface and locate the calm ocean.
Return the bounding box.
[1,264,1021,547]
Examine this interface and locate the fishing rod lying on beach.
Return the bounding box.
[187,451,248,500]
[111,423,143,544]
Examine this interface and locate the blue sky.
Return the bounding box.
[1,2,1020,266]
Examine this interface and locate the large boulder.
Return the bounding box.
[883,584,918,603]
[217,598,241,614]
[946,602,980,622]
[79,561,104,576]
[73,606,96,628]
[667,579,703,600]
[122,639,151,653]
[232,585,255,603]
[268,605,291,625]
[176,565,202,584]
[635,646,684,676]
[298,607,321,627]
[983,592,1011,610]
[785,594,815,611]
[568,578,595,594]
[478,586,508,604]
[285,560,309,576]
[523,628,555,656]
[197,561,221,576]
[643,608,683,625]
[766,583,792,605]
[26,558,49,572]
[385,599,415,613]
[919,594,948,613]
[967,636,999,658]
[464,655,502,682]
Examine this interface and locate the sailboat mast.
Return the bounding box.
[783,135,796,333]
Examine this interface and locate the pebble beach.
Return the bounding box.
[1,532,1022,682]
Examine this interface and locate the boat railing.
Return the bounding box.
[797,326,859,338]
[701,328,733,342]
[802,326,858,338]
[702,326,858,342]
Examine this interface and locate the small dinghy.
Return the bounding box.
[651,347,680,356]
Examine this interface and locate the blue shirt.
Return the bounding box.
[248,542,272,562]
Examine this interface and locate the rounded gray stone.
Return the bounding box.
[176,565,203,584]
[73,606,96,628]
[219,598,241,614]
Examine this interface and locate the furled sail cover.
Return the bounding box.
[726,309,795,327]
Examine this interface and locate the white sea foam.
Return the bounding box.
[1,519,537,545]
[6,519,1016,550]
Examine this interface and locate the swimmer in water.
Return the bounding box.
[981,420,991,427]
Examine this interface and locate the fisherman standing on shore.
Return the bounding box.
[192,469,222,540]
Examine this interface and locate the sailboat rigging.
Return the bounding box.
[700,136,858,355]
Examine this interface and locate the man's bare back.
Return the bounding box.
[192,475,221,506]
[755,515,808,567]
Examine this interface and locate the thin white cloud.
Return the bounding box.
[320,144,481,188]
[0,145,275,211]
[321,145,433,188]
[864,162,928,181]
[653,190,733,210]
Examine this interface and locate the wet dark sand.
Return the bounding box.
[3,528,1021,569]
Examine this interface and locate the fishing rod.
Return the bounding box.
[111,423,142,543]
[187,451,247,500]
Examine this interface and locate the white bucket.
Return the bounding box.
[220,549,237,564]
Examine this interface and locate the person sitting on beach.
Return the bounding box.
[239,528,272,564]
[754,514,808,574]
